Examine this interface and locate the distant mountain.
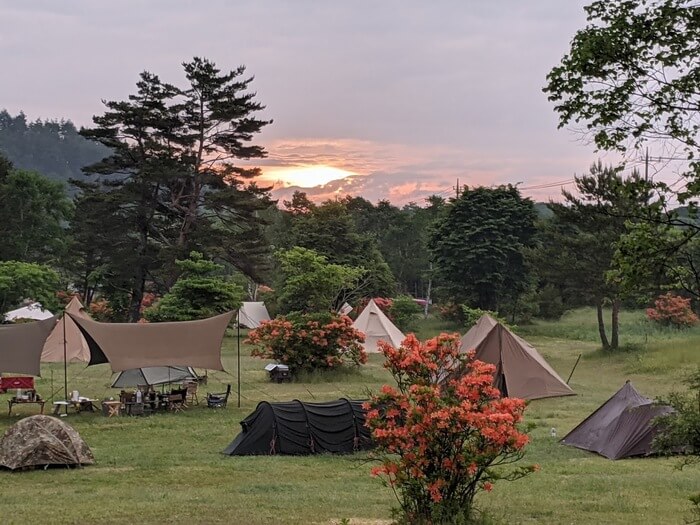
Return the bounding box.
[0,109,109,192]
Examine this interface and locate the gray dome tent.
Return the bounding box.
[223,399,373,455]
[561,381,673,460]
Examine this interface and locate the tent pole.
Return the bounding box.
[63,311,68,414]
[237,309,241,408]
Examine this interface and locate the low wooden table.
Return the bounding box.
[8,399,45,416]
[101,400,122,417]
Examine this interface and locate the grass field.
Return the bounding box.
[1,308,698,524]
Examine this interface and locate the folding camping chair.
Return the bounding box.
[183,380,199,406]
[206,384,231,408]
[168,388,187,412]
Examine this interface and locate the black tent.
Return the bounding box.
[223,398,373,455]
[561,381,673,460]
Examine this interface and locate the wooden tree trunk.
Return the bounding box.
[596,301,610,350]
[610,298,620,350]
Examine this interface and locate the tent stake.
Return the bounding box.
[566,354,582,385]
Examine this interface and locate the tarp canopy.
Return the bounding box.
[223,398,373,456]
[41,296,91,363]
[111,366,198,388]
[4,302,53,322]
[561,381,674,460]
[237,302,270,329]
[352,299,405,353]
[0,415,94,470]
[459,314,574,400]
[0,316,57,376]
[68,311,234,372]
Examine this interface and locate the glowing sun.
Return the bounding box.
[261,165,355,188]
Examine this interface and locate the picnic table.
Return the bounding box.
[8,398,45,416]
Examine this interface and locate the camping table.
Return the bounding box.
[8,399,45,416]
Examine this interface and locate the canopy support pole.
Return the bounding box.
[63,313,68,414]
[237,309,241,408]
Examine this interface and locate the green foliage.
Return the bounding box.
[428,185,537,312]
[0,261,60,314]
[0,161,73,263]
[275,247,365,314]
[77,57,272,321]
[0,109,109,191]
[247,311,367,374]
[144,252,243,322]
[389,295,422,331]
[654,367,700,465]
[544,0,700,182]
[534,284,567,320]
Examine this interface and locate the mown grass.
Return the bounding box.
[0,308,698,524]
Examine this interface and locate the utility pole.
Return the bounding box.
[454,178,460,198]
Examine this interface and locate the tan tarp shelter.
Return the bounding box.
[352,299,405,353]
[0,316,57,376]
[41,297,91,363]
[459,314,574,400]
[68,311,234,372]
[561,382,673,459]
[0,415,94,470]
[237,302,271,329]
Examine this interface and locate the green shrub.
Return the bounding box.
[390,295,422,331]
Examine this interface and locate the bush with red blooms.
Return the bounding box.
[88,298,113,322]
[246,312,367,375]
[646,293,699,328]
[365,333,537,524]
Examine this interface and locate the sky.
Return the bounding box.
[0,1,611,205]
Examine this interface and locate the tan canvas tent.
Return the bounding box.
[237,302,271,329]
[459,314,574,400]
[68,311,233,372]
[353,299,405,353]
[0,316,57,376]
[41,297,91,363]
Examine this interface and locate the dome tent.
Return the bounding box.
[0,415,94,470]
[223,398,372,456]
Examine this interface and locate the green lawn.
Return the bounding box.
[0,309,698,524]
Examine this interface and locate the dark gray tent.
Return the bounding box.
[223,399,373,456]
[561,381,673,460]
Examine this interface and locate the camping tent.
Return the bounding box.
[561,381,674,460]
[223,398,373,456]
[352,299,405,353]
[4,302,53,322]
[0,316,57,376]
[237,302,271,329]
[0,415,94,470]
[111,366,198,388]
[41,296,91,362]
[68,311,234,372]
[458,314,574,400]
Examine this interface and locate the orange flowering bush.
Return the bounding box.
[365,333,536,523]
[246,312,367,375]
[646,293,699,328]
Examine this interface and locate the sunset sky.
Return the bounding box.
[0,1,622,204]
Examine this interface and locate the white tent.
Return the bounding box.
[4,302,53,322]
[41,296,91,363]
[237,302,270,329]
[352,299,405,353]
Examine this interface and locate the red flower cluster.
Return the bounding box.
[365,333,537,523]
[246,312,367,374]
[646,292,699,328]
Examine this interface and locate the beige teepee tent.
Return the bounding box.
[237,302,271,329]
[352,299,405,353]
[459,314,574,400]
[42,297,91,363]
